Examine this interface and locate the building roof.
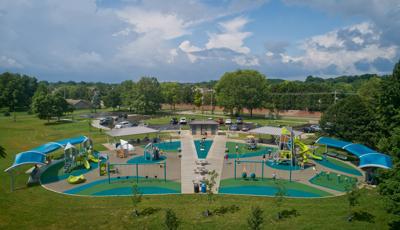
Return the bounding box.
[249,126,303,136]
[189,120,219,125]
[106,126,159,137]
[316,137,392,169]
[66,99,91,105]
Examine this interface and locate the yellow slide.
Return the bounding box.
[88,154,99,163]
[295,139,322,160]
[67,175,86,184]
[83,159,90,169]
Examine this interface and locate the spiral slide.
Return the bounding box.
[295,139,322,161]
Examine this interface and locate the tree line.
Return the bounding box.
[0,70,390,121]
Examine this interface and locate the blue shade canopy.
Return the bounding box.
[5,136,88,172]
[31,136,88,154]
[316,137,392,169]
[5,151,47,172]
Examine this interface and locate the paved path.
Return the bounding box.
[205,135,227,193]
[91,119,110,130]
[180,131,198,194]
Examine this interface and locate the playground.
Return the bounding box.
[3,123,391,199]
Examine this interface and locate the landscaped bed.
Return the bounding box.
[219,178,332,198]
[316,157,362,176]
[63,177,181,196]
[309,171,358,192]
[226,142,276,159]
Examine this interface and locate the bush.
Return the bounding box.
[165,209,179,230]
[140,207,161,216]
[3,111,10,117]
[247,206,263,230]
[213,205,240,216]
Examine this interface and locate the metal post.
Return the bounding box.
[107,162,110,184]
[262,161,264,180]
[234,159,237,180]
[136,163,139,184]
[289,129,294,182]
[164,161,167,182]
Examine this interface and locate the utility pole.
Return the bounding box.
[210,89,214,115]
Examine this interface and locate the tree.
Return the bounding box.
[132,77,163,114]
[193,89,203,111]
[31,86,69,122]
[247,206,264,230]
[91,89,101,113]
[0,145,6,158]
[120,80,136,111]
[215,70,268,116]
[346,185,360,221]
[131,184,142,216]
[161,82,181,111]
[274,181,287,219]
[357,77,382,107]
[164,209,180,230]
[205,170,218,204]
[320,95,377,146]
[103,88,121,111]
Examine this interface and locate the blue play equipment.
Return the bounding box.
[316,137,392,169]
[5,136,91,191]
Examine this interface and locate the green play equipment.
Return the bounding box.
[67,175,86,184]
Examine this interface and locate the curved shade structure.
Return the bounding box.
[5,135,89,172]
[316,137,392,169]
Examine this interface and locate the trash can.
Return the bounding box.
[194,183,200,193]
[201,183,207,193]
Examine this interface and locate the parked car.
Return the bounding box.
[115,121,132,129]
[241,125,250,132]
[236,117,243,124]
[179,117,187,125]
[170,117,178,125]
[302,124,321,133]
[99,117,113,126]
[229,124,239,131]
[225,118,232,125]
[310,124,321,132]
[216,118,224,125]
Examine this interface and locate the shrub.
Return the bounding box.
[247,206,263,230]
[165,209,179,230]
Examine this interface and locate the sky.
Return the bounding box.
[0,0,399,82]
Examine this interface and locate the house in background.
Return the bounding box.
[66,99,92,110]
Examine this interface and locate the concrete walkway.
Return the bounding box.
[180,131,198,194]
[205,135,227,193]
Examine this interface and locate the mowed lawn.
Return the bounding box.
[0,113,396,229]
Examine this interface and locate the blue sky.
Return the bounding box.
[0,0,399,82]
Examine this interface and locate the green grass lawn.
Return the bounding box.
[0,113,396,229]
[310,172,358,192]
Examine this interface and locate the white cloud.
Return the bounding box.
[279,22,398,74]
[232,55,259,66]
[206,17,252,54]
[116,8,189,40]
[0,56,23,68]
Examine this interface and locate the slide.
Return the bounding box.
[67,175,86,184]
[83,159,91,169]
[88,154,99,163]
[295,139,322,160]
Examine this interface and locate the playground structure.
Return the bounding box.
[234,159,265,180]
[246,135,257,150]
[144,143,162,161]
[272,127,322,169]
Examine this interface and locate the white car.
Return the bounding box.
[115,121,132,129]
[225,119,232,125]
[179,117,187,125]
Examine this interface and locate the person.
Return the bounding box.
[224,153,229,162]
[235,144,239,153]
[262,153,266,161]
[268,150,272,158]
[312,165,317,175]
[272,172,277,180]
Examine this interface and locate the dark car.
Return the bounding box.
[170,117,178,125]
[99,117,113,126]
[236,117,243,124]
[241,125,250,132]
[229,124,239,131]
[302,124,321,133]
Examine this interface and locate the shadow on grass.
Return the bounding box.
[44,120,75,126]
[348,211,375,223]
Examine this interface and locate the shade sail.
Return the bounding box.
[316,137,392,169]
[5,151,46,172]
[106,126,158,137]
[249,126,302,136]
[5,135,89,172]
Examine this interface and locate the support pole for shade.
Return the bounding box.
[164,161,167,182]
[136,163,139,184]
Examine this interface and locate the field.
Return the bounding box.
[0,111,395,229]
